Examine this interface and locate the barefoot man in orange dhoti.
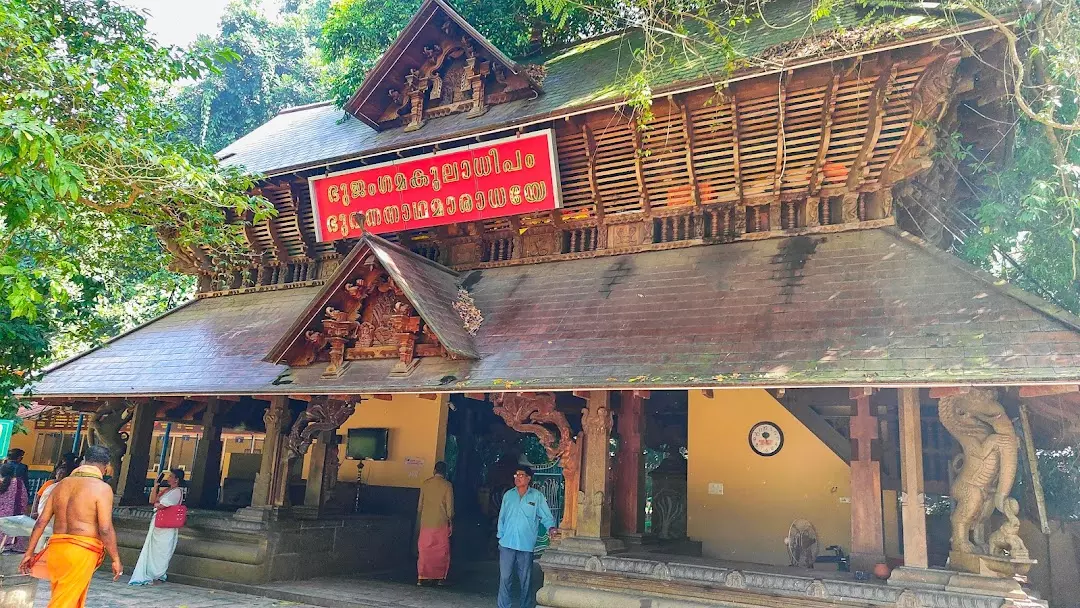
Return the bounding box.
[20,445,123,607]
[416,461,454,586]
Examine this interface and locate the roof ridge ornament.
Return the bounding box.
[344,0,541,131]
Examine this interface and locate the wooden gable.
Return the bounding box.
[266,234,478,378]
[343,0,542,132]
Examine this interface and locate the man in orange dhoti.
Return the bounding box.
[416,461,454,586]
[20,445,123,608]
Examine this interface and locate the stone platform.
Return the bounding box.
[539,549,1047,608]
[112,506,411,585]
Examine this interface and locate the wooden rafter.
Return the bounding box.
[730,97,744,202]
[241,210,265,258]
[808,74,841,195]
[182,401,209,421]
[772,76,789,196]
[677,97,701,206]
[846,61,896,192]
[189,244,215,272]
[1019,385,1079,398]
[288,182,316,260]
[582,124,604,220]
[629,119,650,213]
[265,215,291,264]
[730,96,745,234]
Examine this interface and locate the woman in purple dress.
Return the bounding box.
[0,463,28,552]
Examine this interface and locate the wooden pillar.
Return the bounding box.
[304,430,334,508]
[897,388,928,568]
[561,391,624,555]
[188,397,224,509]
[614,391,647,536]
[251,396,289,508]
[578,391,614,538]
[849,388,885,572]
[116,401,156,506]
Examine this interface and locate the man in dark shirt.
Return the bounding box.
[7,449,29,486]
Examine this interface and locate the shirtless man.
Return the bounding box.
[20,444,123,608]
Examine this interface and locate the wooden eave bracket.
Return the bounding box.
[1018,385,1079,398]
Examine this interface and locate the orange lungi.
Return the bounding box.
[417,525,451,580]
[42,534,105,608]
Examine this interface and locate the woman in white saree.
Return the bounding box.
[129,468,185,586]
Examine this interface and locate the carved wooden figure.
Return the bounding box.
[286,396,357,457]
[492,392,581,531]
[287,257,448,378]
[937,389,1019,555]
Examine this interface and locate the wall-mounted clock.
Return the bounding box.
[749,421,784,457]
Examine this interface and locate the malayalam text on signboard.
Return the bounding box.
[309,130,562,242]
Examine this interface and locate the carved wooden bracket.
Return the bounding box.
[374,25,533,130]
[285,395,357,457]
[492,392,581,530]
[287,258,448,378]
[879,51,962,188]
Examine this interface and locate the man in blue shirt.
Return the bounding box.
[497,465,557,608]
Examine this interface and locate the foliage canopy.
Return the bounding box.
[171,0,331,153]
[0,0,272,418]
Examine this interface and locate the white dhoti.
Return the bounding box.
[129,488,183,586]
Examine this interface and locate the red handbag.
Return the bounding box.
[154,505,187,529]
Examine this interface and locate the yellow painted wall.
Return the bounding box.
[687,389,851,566]
[8,421,38,465]
[336,394,449,489]
[9,421,62,471]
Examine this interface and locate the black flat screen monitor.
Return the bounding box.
[346,428,389,461]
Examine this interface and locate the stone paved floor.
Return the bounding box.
[250,560,506,608]
[34,574,322,608]
[32,562,504,608]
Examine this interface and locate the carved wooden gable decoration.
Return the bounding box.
[343,0,542,132]
[266,234,479,378]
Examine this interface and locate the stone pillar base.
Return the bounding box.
[234,506,284,524]
[889,565,1033,603]
[887,566,954,589]
[946,572,1027,600]
[557,536,626,556]
[948,550,1036,579]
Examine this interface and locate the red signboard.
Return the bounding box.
[309,130,562,242]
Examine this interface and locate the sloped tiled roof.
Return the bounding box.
[367,236,478,358]
[266,234,478,363]
[31,229,1080,397]
[217,1,987,176]
[32,287,320,397]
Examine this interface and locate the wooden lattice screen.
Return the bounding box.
[197,50,948,293]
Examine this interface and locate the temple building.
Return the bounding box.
[24,0,1080,606]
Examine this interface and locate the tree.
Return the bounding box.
[950,1,1080,316]
[0,0,272,418]
[170,0,330,153]
[320,0,622,106]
